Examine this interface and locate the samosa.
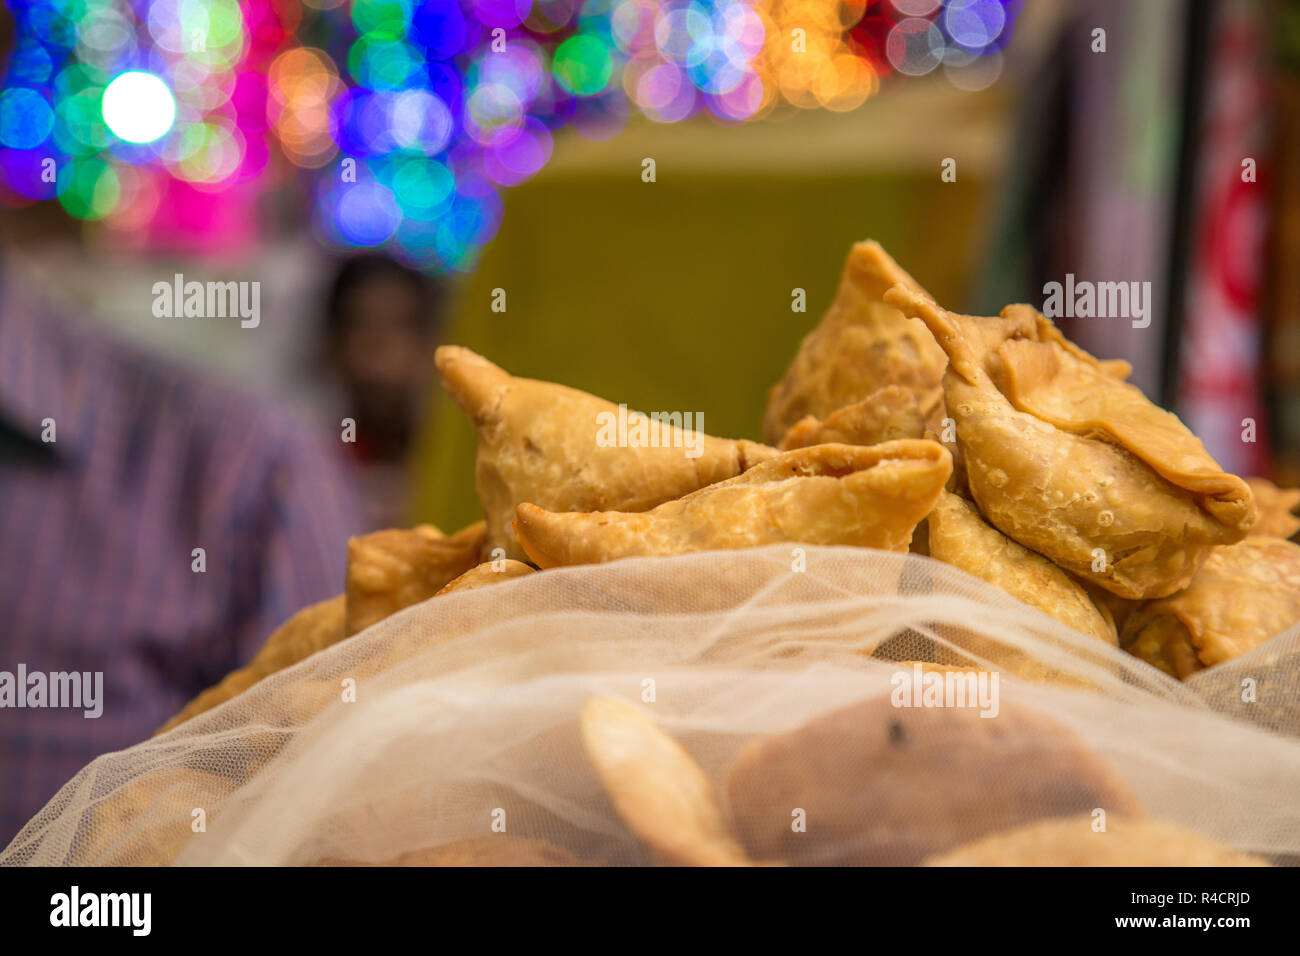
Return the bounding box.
[436,346,777,561]
[1122,537,1300,679]
[927,491,1117,645]
[764,241,948,445]
[345,521,486,636]
[885,285,1254,599]
[514,441,951,568]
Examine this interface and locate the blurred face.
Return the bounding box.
[335,275,434,398]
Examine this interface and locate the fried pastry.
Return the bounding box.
[726,694,1141,866]
[436,346,778,561]
[763,240,948,445]
[81,767,231,865]
[313,837,587,867]
[776,385,926,450]
[1122,537,1300,679]
[157,594,347,735]
[580,697,751,866]
[925,815,1268,866]
[885,285,1255,599]
[345,521,486,637]
[1246,477,1300,538]
[513,440,952,568]
[1078,579,1141,634]
[927,492,1116,645]
[435,559,535,596]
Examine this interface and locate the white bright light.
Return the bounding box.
[102,71,176,144]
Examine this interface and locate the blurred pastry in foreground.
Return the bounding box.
[886,285,1255,600]
[580,697,752,866]
[1246,477,1300,539]
[514,441,951,568]
[345,521,485,636]
[927,491,1117,646]
[314,836,587,867]
[157,595,346,735]
[776,385,926,450]
[81,767,231,864]
[436,345,777,562]
[436,559,535,596]
[925,815,1268,866]
[1122,537,1300,679]
[726,694,1141,866]
[764,240,947,445]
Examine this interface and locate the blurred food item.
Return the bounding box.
[344,522,485,636]
[156,596,346,736]
[580,697,751,867]
[513,441,951,569]
[313,837,587,867]
[82,767,230,865]
[436,559,535,596]
[776,385,926,450]
[1122,538,1300,680]
[887,285,1255,600]
[1245,478,1300,539]
[891,660,986,675]
[436,345,778,562]
[764,241,947,445]
[726,695,1141,866]
[927,491,1117,646]
[1078,579,1142,635]
[925,815,1269,867]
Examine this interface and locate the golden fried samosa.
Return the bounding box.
[884,285,1255,599]
[157,595,346,735]
[925,815,1267,867]
[927,492,1116,645]
[727,696,1141,866]
[436,346,777,561]
[763,241,948,445]
[1246,477,1300,539]
[777,385,925,450]
[1078,579,1141,634]
[513,441,950,568]
[1122,537,1300,679]
[580,698,753,866]
[344,521,486,636]
[435,558,535,596]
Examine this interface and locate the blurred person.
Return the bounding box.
[320,254,446,530]
[0,245,363,846]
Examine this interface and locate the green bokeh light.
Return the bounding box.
[552,34,614,97]
[54,87,108,155]
[389,155,455,219]
[352,0,411,40]
[348,36,418,90]
[56,157,120,219]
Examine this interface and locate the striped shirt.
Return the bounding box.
[0,268,362,845]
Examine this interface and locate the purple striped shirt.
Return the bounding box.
[0,268,363,845]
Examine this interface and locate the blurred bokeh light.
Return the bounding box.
[0,0,1021,268]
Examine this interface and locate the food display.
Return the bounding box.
[8,241,1300,869]
[1121,537,1300,679]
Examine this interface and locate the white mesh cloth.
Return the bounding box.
[4,546,1299,866]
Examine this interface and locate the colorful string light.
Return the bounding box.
[0,0,1021,269]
